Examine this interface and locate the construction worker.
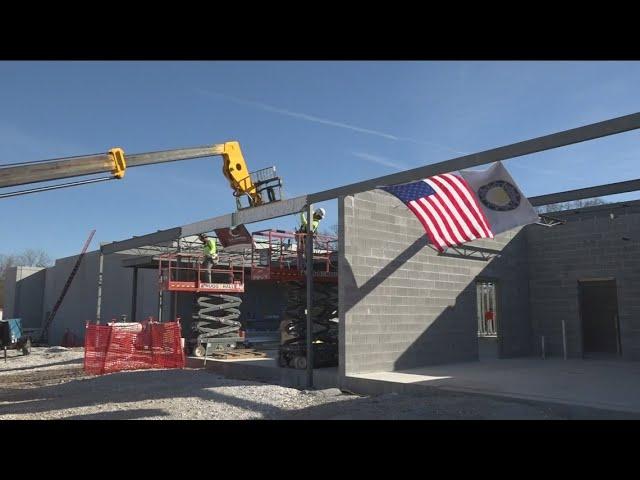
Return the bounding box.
[198,233,218,283]
[297,207,326,271]
[298,207,325,234]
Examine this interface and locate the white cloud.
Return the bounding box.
[195,89,466,156]
[352,152,408,171]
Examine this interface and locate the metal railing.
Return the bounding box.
[250,229,338,279]
[157,252,245,291]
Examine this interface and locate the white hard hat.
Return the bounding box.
[314,208,326,219]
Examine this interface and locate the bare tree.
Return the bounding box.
[0,254,19,280]
[536,197,607,214]
[319,223,339,237]
[0,254,18,308]
[17,248,52,268]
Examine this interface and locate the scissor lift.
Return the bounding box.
[158,252,245,357]
[250,229,339,369]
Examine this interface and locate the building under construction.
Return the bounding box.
[3,112,640,394]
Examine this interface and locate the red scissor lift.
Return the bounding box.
[158,252,245,357]
[159,252,245,294]
[250,229,338,282]
[250,229,339,369]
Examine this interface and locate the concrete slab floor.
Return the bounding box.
[349,357,640,414]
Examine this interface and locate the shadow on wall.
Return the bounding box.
[341,229,531,373]
[396,231,531,370]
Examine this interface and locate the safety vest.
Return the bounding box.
[299,212,319,233]
[203,238,217,257]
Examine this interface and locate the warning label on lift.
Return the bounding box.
[200,282,241,290]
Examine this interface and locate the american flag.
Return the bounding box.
[381,173,494,252]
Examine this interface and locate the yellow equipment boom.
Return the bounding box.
[0,141,282,209]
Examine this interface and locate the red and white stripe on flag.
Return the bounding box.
[407,173,494,252]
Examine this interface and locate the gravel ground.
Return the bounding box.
[0,347,633,419]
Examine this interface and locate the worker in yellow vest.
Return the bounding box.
[297,207,325,271]
[299,207,325,234]
[198,233,218,283]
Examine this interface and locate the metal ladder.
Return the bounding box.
[39,230,96,343]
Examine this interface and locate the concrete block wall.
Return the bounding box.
[339,190,531,376]
[527,202,640,361]
[3,266,46,328]
[39,252,157,344]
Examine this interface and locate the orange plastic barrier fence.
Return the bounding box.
[84,320,185,375]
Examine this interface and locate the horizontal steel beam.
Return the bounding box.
[103,195,308,254]
[180,196,308,237]
[100,227,181,255]
[529,178,640,207]
[100,112,640,255]
[308,112,640,203]
[181,214,234,238]
[121,255,156,268]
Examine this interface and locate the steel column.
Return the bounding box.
[306,203,314,389]
[158,286,164,323]
[131,267,138,322]
[96,251,104,324]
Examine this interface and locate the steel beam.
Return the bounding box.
[104,196,309,255]
[308,112,640,203]
[529,178,640,207]
[100,113,640,254]
[100,228,182,255]
[180,215,235,238]
[182,196,308,236]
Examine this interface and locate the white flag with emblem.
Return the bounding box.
[459,161,539,235]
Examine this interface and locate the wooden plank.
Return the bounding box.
[209,349,267,359]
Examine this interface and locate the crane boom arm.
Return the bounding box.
[0,141,274,208]
[0,144,224,188]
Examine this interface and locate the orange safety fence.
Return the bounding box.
[84,320,185,375]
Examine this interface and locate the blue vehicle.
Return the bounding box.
[0,318,32,361]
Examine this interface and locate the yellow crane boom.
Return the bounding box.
[0,141,282,209]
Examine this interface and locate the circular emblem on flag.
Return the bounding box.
[478,180,521,211]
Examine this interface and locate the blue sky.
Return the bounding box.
[1,61,639,260]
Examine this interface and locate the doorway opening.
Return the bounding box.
[476,280,499,359]
[579,279,621,358]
